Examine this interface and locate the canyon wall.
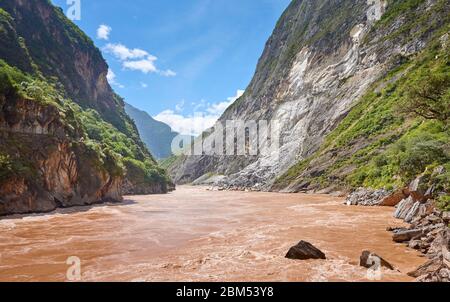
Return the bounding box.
[170,0,449,194]
[0,0,169,215]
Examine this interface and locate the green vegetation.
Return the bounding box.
[124,158,168,185]
[0,133,46,183]
[275,26,450,204]
[438,195,450,211]
[0,8,35,73]
[347,121,449,189]
[0,58,168,189]
[159,155,180,171]
[398,72,450,122]
[0,0,169,192]
[369,0,449,45]
[376,0,425,28]
[0,60,63,107]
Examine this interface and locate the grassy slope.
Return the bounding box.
[274,0,450,208]
[0,4,169,191]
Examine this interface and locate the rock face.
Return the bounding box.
[0,98,123,216]
[392,229,423,243]
[285,241,326,260]
[345,188,410,207]
[409,175,431,203]
[345,188,390,206]
[408,258,450,282]
[394,168,446,223]
[0,0,169,216]
[360,251,395,270]
[380,190,410,207]
[0,0,114,122]
[344,168,450,282]
[170,0,449,192]
[390,200,449,282]
[407,228,450,282]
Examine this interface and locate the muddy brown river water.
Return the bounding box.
[0,186,426,282]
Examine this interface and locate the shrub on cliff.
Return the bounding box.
[396,131,449,180]
[0,58,168,191]
[398,71,450,122]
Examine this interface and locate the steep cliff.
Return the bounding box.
[170,0,449,194]
[0,0,169,215]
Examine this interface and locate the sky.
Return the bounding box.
[51,0,291,135]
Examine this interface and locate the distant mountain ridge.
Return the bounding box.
[125,103,178,160]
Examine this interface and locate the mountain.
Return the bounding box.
[124,103,178,160]
[0,0,170,216]
[169,0,449,199]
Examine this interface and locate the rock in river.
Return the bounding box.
[392,229,423,243]
[360,251,395,270]
[286,241,326,260]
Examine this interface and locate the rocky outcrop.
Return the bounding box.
[393,167,447,221]
[345,188,410,207]
[360,251,395,270]
[0,0,170,216]
[407,228,450,282]
[394,197,435,223]
[409,258,450,282]
[345,188,390,206]
[380,189,410,207]
[344,167,449,282]
[285,241,326,260]
[391,198,449,282]
[0,98,123,216]
[0,0,118,123]
[392,228,424,243]
[345,166,447,211]
[122,178,168,195]
[170,0,450,192]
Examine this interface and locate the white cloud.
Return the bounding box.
[154,110,218,136]
[140,82,148,88]
[106,69,124,88]
[97,24,112,40]
[206,101,233,115]
[175,100,185,112]
[103,43,151,61]
[160,69,177,77]
[123,58,158,74]
[153,90,244,136]
[228,89,245,102]
[207,90,244,115]
[102,43,175,76]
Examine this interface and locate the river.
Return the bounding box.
[0,186,425,282]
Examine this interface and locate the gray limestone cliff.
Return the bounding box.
[169,0,449,192]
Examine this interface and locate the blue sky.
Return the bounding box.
[51,0,291,135]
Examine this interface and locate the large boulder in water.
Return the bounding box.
[360,251,395,270]
[286,241,326,260]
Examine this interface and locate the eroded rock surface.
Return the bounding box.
[286,241,326,260]
[170,0,448,194]
[360,250,395,271]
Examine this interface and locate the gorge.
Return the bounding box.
[0,186,427,282]
[0,0,449,283]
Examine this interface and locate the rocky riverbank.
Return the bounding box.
[346,167,450,282]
